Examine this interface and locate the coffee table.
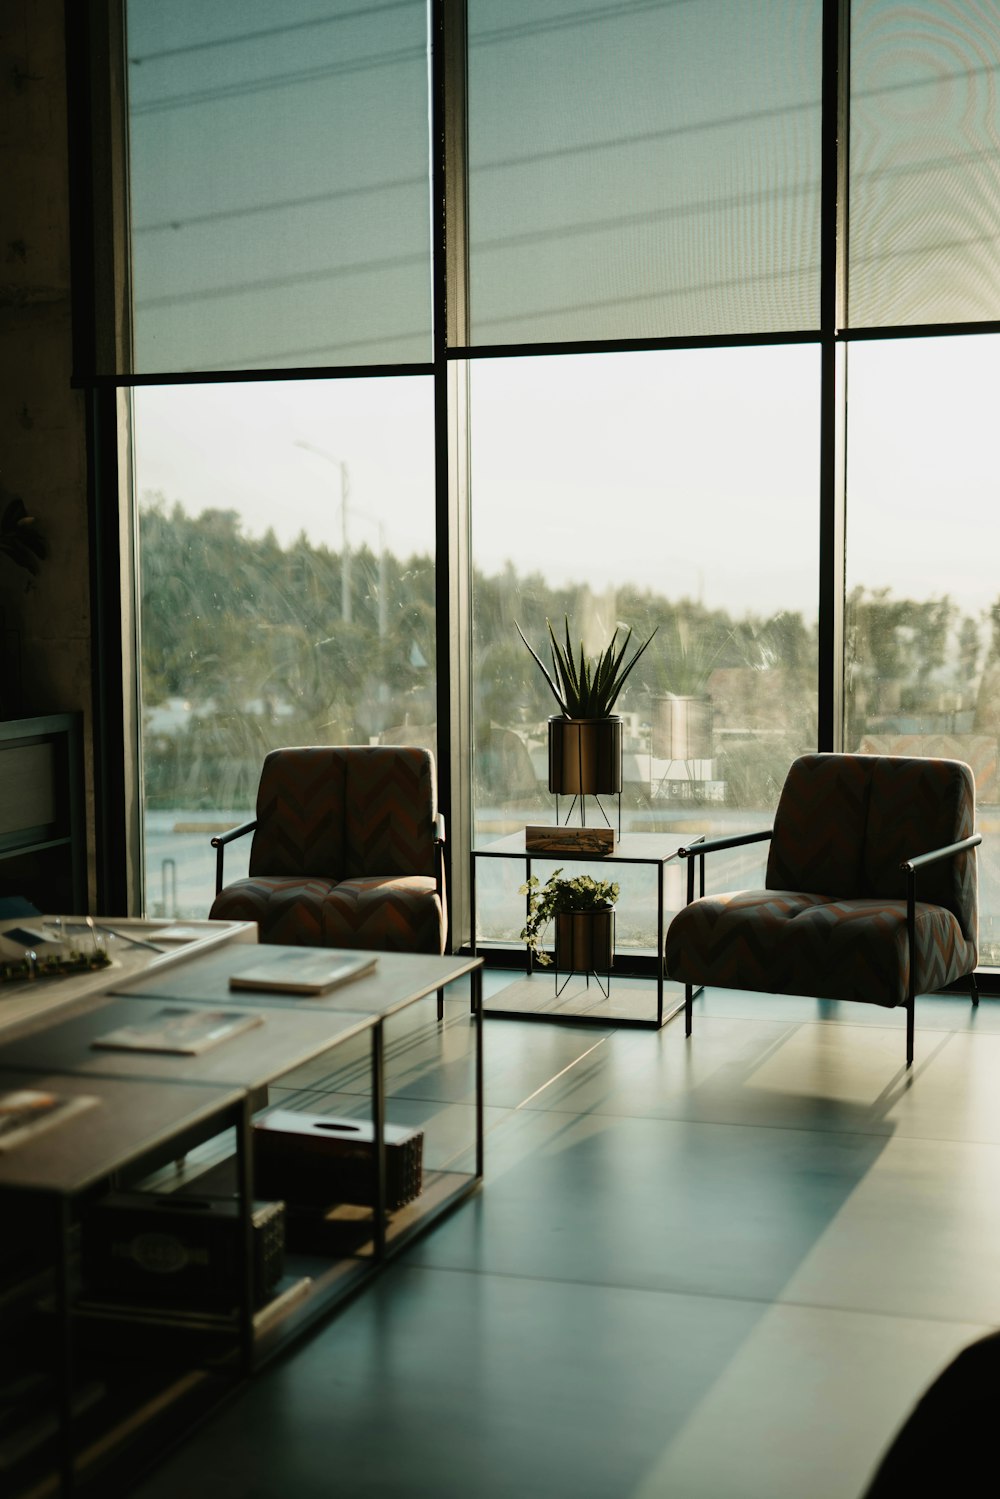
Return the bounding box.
[0,942,483,1495]
[471,830,698,1027]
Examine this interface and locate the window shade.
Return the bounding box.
[466,0,823,346]
[126,0,432,373]
[850,0,1000,327]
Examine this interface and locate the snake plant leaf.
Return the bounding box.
[515,620,569,714]
[519,616,657,719]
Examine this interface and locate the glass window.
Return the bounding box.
[125,0,432,373]
[844,335,1000,963]
[134,377,436,917]
[850,0,1000,326]
[470,345,820,952]
[466,0,823,345]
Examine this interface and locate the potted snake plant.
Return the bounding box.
[516,616,656,799]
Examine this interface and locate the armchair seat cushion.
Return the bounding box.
[321,876,444,954]
[210,875,338,946]
[666,888,976,1009]
[211,873,444,954]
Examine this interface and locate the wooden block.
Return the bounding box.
[524,825,616,856]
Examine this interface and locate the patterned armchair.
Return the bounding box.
[665,754,981,1065]
[209,746,447,1003]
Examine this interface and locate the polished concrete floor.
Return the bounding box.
[131,975,1000,1499]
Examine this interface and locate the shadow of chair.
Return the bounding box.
[665,753,981,1066]
[209,744,448,1016]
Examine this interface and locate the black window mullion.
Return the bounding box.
[818,0,849,752]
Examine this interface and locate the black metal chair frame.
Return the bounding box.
[675,825,982,1066]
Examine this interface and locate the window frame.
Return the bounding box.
[70,0,1000,979]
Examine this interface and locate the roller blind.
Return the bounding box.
[125,0,432,373]
[850,0,1000,327]
[466,0,823,346]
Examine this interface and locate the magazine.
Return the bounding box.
[229,950,377,996]
[91,1006,263,1056]
[0,1089,100,1154]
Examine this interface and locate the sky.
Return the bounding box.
[134,333,1000,625]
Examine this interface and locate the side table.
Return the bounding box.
[471,831,701,1028]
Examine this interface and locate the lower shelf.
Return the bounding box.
[483,970,685,1027]
[68,1168,478,1371]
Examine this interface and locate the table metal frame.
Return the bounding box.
[471,831,700,1028]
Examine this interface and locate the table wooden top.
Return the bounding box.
[0,1068,244,1196]
[110,944,482,1018]
[0,993,373,1092]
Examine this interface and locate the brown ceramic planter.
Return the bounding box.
[554,909,615,973]
[548,716,623,795]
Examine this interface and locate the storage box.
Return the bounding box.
[80,1191,285,1311]
[253,1110,423,1213]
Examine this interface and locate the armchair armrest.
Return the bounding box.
[434,813,447,901]
[678,828,773,859]
[900,833,981,873]
[211,819,257,897]
[678,827,773,904]
[902,832,981,1012]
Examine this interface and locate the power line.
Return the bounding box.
[130,43,426,116]
[134,249,428,311]
[129,1,420,65]
[133,175,425,236]
[207,331,431,371]
[133,147,1000,313]
[130,132,1000,239]
[127,0,693,69]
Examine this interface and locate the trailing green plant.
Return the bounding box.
[516,615,656,718]
[518,867,620,965]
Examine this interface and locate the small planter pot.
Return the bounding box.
[554,909,615,974]
[548,716,623,796]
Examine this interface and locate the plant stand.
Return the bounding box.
[554,790,622,836]
[553,910,614,1000]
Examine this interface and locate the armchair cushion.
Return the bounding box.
[665,888,976,1009]
[322,876,444,954]
[248,748,348,880]
[210,875,337,946]
[344,746,437,879]
[765,753,872,897]
[863,756,977,937]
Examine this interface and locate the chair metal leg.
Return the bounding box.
[436,986,444,1022]
[905,868,916,1068]
[685,982,693,1037]
[970,972,979,1007]
[905,995,914,1067]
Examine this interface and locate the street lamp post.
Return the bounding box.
[295,439,351,623]
[294,440,389,639]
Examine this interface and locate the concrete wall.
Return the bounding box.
[1,0,96,897]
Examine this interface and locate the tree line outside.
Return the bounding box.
[140,496,1000,809]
